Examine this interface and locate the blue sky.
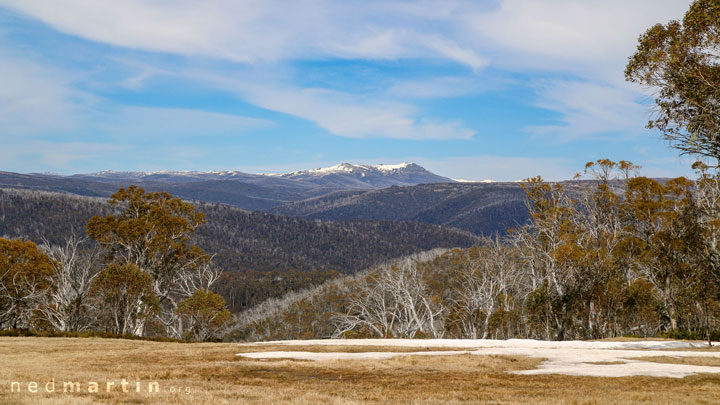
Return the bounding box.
[0,0,699,181]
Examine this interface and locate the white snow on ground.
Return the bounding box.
[236,339,720,378]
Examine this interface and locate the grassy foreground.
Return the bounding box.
[0,337,719,404]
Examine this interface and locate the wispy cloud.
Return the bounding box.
[240,84,475,140]
[527,80,648,142]
[412,155,575,182]
[193,72,476,140]
[0,0,488,68]
[387,76,493,99]
[0,140,127,171]
[0,53,89,136]
[467,0,690,80]
[94,106,274,139]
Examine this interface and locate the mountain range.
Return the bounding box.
[1,163,454,210]
[0,162,530,235]
[68,162,452,189]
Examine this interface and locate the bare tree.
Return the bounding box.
[333,254,446,338]
[157,260,223,339]
[333,273,399,338]
[38,235,100,332]
[0,267,46,329]
[384,259,445,338]
[456,239,524,339]
[332,250,447,339]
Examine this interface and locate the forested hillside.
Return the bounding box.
[0,171,539,236]
[0,188,478,311]
[271,182,534,235]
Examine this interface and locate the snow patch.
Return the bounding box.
[237,339,720,378]
[84,162,427,180]
[374,162,411,172]
[282,162,417,177]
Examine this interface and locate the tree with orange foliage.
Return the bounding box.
[176,289,231,341]
[90,263,158,335]
[0,238,54,330]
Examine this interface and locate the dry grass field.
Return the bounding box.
[1,337,720,404]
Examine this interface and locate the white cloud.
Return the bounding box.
[527,80,648,141]
[1,0,690,76]
[0,54,88,136]
[0,0,487,68]
[245,85,475,140]
[0,46,274,140]
[462,0,692,140]
[387,76,493,99]
[0,140,127,171]
[196,72,476,140]
[467,0,692,80]
[412,155,575,182]
[94,106,274,138]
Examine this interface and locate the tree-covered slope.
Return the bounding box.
[270,182,530,235]
[0,187,478,275]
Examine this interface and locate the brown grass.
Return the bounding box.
[1,337,720,404]
[237,344,472,353]
[636,356,720,367]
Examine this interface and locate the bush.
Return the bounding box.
[0,329,192,343]
[658,329,720,341]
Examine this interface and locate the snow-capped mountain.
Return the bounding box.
[72,162,453,189]
[268,162,452,188]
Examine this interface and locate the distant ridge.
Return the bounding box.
[267,162,452,188]
[1,163,456,211]
[73,162,453,189]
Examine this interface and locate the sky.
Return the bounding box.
[0,0,700,181]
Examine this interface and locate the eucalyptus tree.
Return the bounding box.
[626,0,720,164]
[87,186,221,337]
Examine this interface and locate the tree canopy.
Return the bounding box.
[86,186,216,337]
[625,0,720,163]
[0,239,54,330]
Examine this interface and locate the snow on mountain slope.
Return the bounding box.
[275,162,452,189]
[74,162,454,189]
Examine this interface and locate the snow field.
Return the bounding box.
[237,339,720,378]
